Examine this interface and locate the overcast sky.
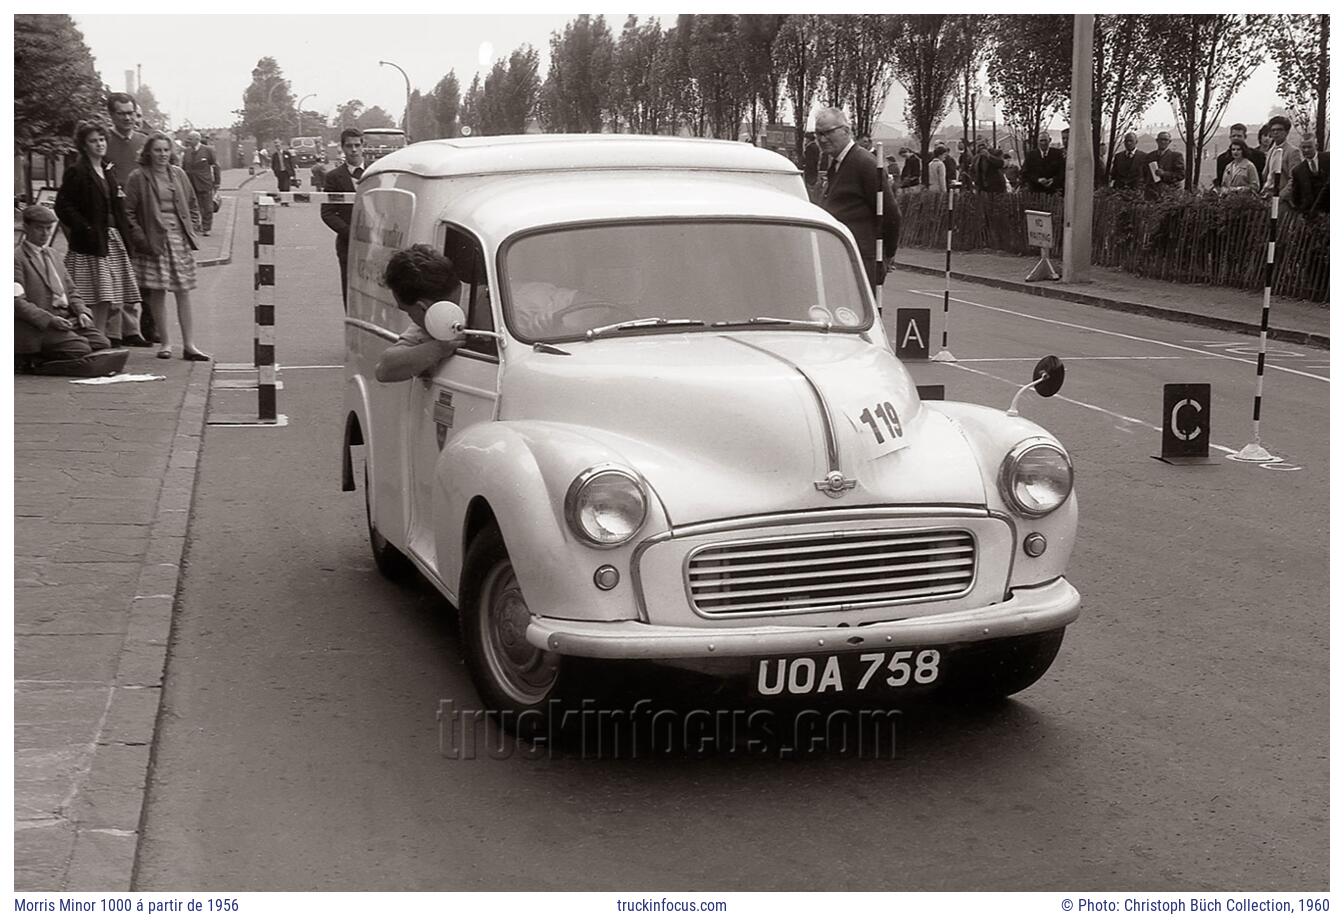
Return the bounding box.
[72,13,1289,136]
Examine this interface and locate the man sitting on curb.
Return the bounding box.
[15,205,127,376]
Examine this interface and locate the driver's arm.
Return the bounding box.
[375,331,463,383]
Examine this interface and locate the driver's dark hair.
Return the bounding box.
[383,244,460,306]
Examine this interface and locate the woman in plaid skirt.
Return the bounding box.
[54,122,142,345]
[124,132,208,360]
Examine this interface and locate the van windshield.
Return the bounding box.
[501,220,869,342]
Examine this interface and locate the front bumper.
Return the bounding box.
[527,578,1079,660]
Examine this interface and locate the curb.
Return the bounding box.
[891,260,1330,350]
[61,361,212,890]
[196,195,239,268]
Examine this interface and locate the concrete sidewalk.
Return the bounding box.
[891,247,1329,349]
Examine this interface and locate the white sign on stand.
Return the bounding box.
[1024,209,1060,281]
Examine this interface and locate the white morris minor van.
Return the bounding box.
[342,135,1079,721]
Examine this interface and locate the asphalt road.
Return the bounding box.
[133,198,1328,890]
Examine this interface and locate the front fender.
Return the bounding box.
[930,401,1078,587]
[434,421,671,622]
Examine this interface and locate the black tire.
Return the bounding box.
[942,627,1067,704]
[364,465,412,581]
[459,522,570,733]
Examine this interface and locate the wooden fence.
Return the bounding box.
[895,189,1329,303]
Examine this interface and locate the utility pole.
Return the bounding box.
[1062,14,1094,283]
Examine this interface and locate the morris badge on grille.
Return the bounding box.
[814,469,856,499]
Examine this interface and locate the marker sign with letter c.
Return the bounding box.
[1162,383,1211,458]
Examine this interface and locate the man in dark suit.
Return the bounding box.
[1146,130,1185,197]
[898,147,923,189]
[802,132,820,202]
[1021,132,1065,194]
[815,107,899,289]
[321,128,366,310]
[973,140,1008,193]
[14,205,123,374]
[271,138,297,194]
[1109,132,1146,190]
[1289,135,1328,214]
[1214,123,1266,189]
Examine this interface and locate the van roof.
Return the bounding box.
[364,134,799,180]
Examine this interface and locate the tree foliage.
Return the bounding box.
[773,15,825,158]
[1262,14,1329,146]
[659,18,704,136]
[816,17,851,109]
[837,15,901,142]
[950,16,990,153]
[14,14,104,155]
[1153,14,1268,189]
[987,15,1073,143]
[540,15,614,133]
[477,45,540,135]
[333,99,396,131]
[136,84,169,132]
[889,14,964,171]
[235,57,298,144]
[739,14,786,138]
[610,15,667,134]
[689,15,751,139]
[1092,15,1161,184]
[431,72,462,138]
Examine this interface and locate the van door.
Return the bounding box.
[405,227,499,578]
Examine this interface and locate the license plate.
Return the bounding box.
[751,648,942,697]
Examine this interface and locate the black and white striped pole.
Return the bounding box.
[931,185,957,363]
[874,141,885,315]
[209,192,286,426]
[1230,156,1284,463]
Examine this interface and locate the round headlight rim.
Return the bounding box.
[563,463,649,549]
[998,439,1074,518]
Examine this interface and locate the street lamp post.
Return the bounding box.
[297,93,316,136]
[379,59,412,143]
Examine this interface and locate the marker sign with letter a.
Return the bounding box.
[1161,383,1211,460]
[895,308,930,360]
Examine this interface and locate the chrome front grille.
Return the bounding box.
[685,528,976,617]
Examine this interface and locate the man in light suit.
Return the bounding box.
[14,205,124,375]
[1288,135,1328,214]
[321,128,366,311]
[815,107,900,289]
[1262,115,1303,200]
[181,131,221,235]
[1022,132,1065,195]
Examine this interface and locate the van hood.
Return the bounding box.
[500,331,987,524]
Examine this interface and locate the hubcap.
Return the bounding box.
[480,559,559,705]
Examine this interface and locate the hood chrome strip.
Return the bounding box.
[721,334,842,474]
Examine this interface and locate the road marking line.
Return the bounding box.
[279,364,343,370]
[953,356,1223,362]
[906,290,1329,382]
[948,363,1241,455]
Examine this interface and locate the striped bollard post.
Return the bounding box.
[1230,162,1283,463]
[874,141,884,314]
[931,186,957,362]
[254,196,278,422]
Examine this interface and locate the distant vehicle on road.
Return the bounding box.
[289,136,325,168]
[361,128,406,163]
[341,136,1080,731]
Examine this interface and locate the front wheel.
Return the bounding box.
[460,523,566,719]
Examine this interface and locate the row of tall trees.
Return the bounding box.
[228,14,1326,195]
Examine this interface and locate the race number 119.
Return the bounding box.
[859,401,903,444]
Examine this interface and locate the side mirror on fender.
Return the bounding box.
[1006,355,1066,417]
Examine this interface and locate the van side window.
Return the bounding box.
[443,227,496,358]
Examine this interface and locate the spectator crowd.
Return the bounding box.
[798,114,1328,216]
[16,91,217,374]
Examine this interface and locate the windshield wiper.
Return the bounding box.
[712,316,833,330]
[584,317,705,340]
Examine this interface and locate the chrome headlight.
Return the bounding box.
[564,465,648,547]
[999,441,1073,517]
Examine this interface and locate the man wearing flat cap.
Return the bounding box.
[15,205,116,371]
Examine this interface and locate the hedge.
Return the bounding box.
[894,188,1329,303]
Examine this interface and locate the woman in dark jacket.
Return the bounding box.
[124,132,208,360]
[54,121,143,345]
